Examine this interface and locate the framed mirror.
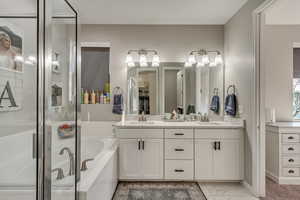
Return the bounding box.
[127,66,159,115]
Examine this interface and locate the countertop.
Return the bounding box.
[266,122,300,128]
[113,120,244,129]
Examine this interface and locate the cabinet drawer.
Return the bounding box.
[282,134,300,143]
[282,168,300,177]
[282,144,300,154]
[165,139,194,159]
[116,129,163,139]
[164,129,193,139]
[195,129,241,139]
[165,160,194,180]
[282,156,300,167]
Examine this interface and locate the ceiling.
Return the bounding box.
[74,0,248,25]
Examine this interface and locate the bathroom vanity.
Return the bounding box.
[114,121,244,181]
[266,122,300,185]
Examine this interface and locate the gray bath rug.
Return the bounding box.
[113,182,207,200]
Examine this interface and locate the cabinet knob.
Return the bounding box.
[288,136,294,140]
[288,170,295,174]
[174,133,184,136]
[174,169,184,172]
[288,147,294,151]
[289,159,295,163]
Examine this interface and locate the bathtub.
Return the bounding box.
[0,122,118,200]
[79,137,118,200]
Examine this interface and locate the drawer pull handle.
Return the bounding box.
[174,169,184,172]
[288,170,295,174]
[288,136,294,140]
[174,133,184,136]
[174,148,184,152]
[289,159,295,163]
[288,147,294,151]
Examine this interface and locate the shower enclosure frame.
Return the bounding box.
[41,1,79,200]
[0,0,79,199]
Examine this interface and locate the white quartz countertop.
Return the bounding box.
[266,122,300,128]
[113,120,244,129]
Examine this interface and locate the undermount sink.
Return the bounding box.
[197,121,226,125]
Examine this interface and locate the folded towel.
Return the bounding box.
[210,95,220,113]
[112,94,123,115]
[225,94,237,116]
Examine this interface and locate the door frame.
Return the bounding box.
[252,0,278,197]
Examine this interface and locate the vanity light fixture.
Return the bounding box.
[14,55,24,62]
[125,49,160,67]
[52,52,60,66]
[185,49,223,67]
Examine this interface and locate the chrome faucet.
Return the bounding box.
[80,158,94,171]
[138,111,147,121]
[52,168,64,180]
[59,147,75,176]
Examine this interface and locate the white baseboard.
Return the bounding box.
[266,171,278,183]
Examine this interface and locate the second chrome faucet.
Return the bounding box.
[59,147,75,176]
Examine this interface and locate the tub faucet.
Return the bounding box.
[52,168,64,180]
[81,158,94,171]
[59,147,75,176]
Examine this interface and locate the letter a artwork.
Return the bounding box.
[0,81,20,112]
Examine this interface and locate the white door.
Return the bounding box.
[195,139,214,180]
[119,139,141,179]
[214,139,240,180]
[141,139,164,179]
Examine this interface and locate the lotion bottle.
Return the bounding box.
[84,90,89,104]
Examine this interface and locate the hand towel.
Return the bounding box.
[225,94,237,116]
[210,95,220,113]
[112,94,123,115]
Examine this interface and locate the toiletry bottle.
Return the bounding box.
[95,90,99,104]
[100,92,104,104]
[91,90,96,104]
[84,90,89,104]
[81,88,84,104]
[103,94,107,104]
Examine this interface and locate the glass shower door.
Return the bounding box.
[47,0,78,200]
[0,1,38,200]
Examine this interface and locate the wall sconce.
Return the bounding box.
[125,49,160,67]
[185,49,223,67]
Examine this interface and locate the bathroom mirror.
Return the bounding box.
[127,66,159,115]
[127,62,224,117]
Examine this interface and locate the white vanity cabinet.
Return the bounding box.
[266,123,300,185]
[194,129,244,181]
[117,129,164,180]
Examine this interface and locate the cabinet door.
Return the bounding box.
[141,139,164,179]
[195,139,214,180]
[214,139,241,180]
[119,139,141,179]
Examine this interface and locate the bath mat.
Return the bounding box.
[113,182,207,200]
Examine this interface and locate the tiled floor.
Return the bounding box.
[260,178,300,200]
[198,182,258,200]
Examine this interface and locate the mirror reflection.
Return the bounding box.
[127,62,224,118]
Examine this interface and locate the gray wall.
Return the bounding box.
[80,25,224,120]
[262,25,300,121]
[224,0,265,185]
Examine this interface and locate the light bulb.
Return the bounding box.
[52,60,60,66]
[28,56,37,63]
[215,54,223,65]
[14,55,24,62]
[202,54,210,65]
[184,61,192,67]
[125,53,133,64]
[188,54,196,64]
[152,54,160,67]
[25,60,33,65]
[197,61,205,67]
[127,61,135,67]
[209,61,217,67]
[139,54,148,67]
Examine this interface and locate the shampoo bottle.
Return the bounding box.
[91,90,96,104]
[84,90,89,104]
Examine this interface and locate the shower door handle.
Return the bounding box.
[32,133,37,159]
